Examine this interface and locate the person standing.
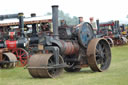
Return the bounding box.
[75,17,84,28]
[89,17,97,28]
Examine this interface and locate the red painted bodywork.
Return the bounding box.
[5,40,17,49]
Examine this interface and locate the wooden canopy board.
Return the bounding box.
[0,16,52,27]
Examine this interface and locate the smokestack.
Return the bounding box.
[116,20,121,34]
[96,19,100,34]
[18,13,24,37]
[122,24,125,32]
[0,13,18,20]
[31,13,37,35]
[31,13,36,17]
[52,5,59,39]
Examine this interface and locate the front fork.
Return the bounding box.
[45,46,59,64]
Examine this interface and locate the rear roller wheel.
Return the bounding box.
[106,38,114,47]
[0,52,17,69]
[28,54,64,78]
[11,48,29,67]
[87,38,111,72]
[121,37,127,45]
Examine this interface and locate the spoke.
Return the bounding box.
[20,52,26,57]
[98,44,102,52]
[20,49,22,55]
[20,59,24,63]
[102,47,105,52]
[15,51,19,57]
[101,44,106,52]
[96,49,100,53]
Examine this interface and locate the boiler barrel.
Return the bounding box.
[61,41,79,55]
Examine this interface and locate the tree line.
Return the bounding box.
[45,10,79,26]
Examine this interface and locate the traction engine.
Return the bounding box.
[0,13,29,67]
[96,20,127,46]
[27,5,111,78]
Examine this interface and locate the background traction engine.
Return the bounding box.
[0,13,29,67]
[96,20,114,47]
[27,5,111,78]
[96,20,127,46]
[5,31,29,67]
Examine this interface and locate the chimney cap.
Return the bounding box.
[52,5,59,7]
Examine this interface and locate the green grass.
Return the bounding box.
[0,45,128,85]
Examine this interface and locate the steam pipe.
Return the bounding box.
[0,13,18,20]
[52,5,59,39]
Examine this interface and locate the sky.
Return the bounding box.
[0,0,128,23]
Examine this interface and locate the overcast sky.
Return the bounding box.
[0,0,128,23]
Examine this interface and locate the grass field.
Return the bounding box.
[0,45,128,85]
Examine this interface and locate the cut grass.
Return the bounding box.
[0,45,128,85]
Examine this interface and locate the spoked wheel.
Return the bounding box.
[28,54,64,78]
[64,62,81,72]
[87,38,111,72]
[106,38,114,47]
[121,37,127,45]
[11,48,29,67]
[0,52,17,69]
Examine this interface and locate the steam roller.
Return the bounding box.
[0,49,17,69]
[0,13,29,67]
[27,5,111,78]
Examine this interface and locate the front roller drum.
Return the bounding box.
[87,38,111,72]
[27,54,64,78]
[0,52,17,69]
